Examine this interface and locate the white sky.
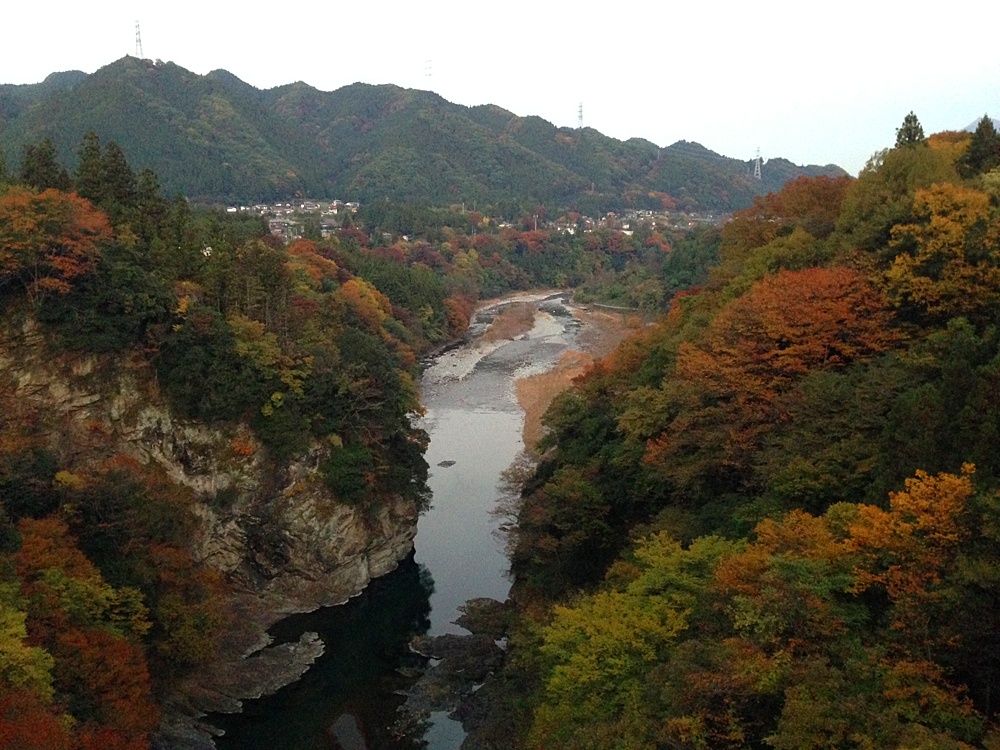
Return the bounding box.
[2,0,997,176]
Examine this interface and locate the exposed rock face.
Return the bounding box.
[0,319,421,743]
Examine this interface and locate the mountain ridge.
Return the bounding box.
[0,56,846,210]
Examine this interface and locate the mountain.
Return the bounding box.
[965,116,1000,132]
[0,57,846,210]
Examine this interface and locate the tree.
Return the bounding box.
[99,142,137,223]
[642,268,900,502]
[895,111,926,147]
[836,143,960,253]
[0,187,111,305]
[10,517,159,746]
[958,115,1000,177]
[74,132,104,204]
[530,533,737,749]
[0,595,55,700]
[133,168,168,247]
[848,465,976,646]
[0,687,72,750]
[885,183,1000,323]
[18,139,69,191]
[772,175,854,239]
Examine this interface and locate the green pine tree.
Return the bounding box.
[895,111,926,147]
[19,138,70,190]
[74,131,105,204]
[99,141,137,223]
[959,115,1000,177]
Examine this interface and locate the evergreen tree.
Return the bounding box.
[74,131,105,204]
[895,111,926,147]
[134,168,168,244]
[0,150,8,184]
[99,141,137,222]
[19,138,70,190]
[959,115,1000,177]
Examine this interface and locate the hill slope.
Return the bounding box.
[0,56,845,209]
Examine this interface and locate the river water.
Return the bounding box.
[213,293,581,750]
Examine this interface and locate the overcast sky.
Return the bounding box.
[3,1,996,175]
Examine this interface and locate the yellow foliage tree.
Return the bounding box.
[886,184,1000,322]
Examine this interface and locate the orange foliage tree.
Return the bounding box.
[718,175,854,269]
[336,277,392,332]
[0,187,110,305]
[847,464,976,646]
[644,267,900,495]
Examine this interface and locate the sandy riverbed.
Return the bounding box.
[476,299,645,453]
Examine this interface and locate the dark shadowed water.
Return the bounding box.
[213,294,580,750]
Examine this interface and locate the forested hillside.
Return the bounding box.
[0,128,724,747]
[0,57,843,211]
[476,115,1000,749]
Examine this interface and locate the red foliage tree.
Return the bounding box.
[0,187,111,305]
[0,687,71,750]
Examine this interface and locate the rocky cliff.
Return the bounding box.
[0,317,421,746]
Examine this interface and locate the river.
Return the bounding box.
[213,292,586,750]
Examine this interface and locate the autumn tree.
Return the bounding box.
[641,267,900,505]
[530,534,738,749]
[0,591,55,700]
[11,518,158,747]
[885,182,1000,324]
[0,687,72,750]
[529,479,996,750]
[772,174,854,239]
[710,176,853,299]
[848,465,975,646]
[0,187,111,305]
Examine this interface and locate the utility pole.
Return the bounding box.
[135,21,144,59]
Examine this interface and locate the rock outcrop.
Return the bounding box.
[0,318,421,745]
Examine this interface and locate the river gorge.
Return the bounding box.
[208,293,636,750]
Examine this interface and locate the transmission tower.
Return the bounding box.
[753,148,762,180]
[578,103,583,129]
[135,21,144,59]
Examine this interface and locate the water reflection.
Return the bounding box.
[213,556,434,750]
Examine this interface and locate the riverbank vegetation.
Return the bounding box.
[473,115,1000,749]
[0,132,721,747]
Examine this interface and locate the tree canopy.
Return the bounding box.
[491,116,1000,749]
